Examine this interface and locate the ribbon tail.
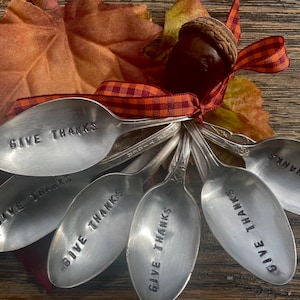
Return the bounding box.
[234,36,290,73]
[225,0,241,43]
[201,77,230,114]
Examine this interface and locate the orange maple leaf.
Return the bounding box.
[0,0,163,119]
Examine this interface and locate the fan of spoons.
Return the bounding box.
[0,98,299,298]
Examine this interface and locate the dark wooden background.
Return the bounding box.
[0,0,299,299]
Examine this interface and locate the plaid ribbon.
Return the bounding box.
[200,0,290,113]
[2,85,201,124]
[2,0,290,123]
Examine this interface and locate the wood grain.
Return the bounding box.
[0,0,299,299]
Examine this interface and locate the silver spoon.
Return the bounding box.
[103,126,167,162]
[0,97,190,176]
[186,121,296,285]
[203,121,255,144]
[47,133,180,288]
[199,125,300,215]
[0,123,180,252]
[126,131,201,300]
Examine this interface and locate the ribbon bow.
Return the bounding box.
[3,0,289,123]
[200,0,289,113]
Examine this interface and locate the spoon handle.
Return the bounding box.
[199,125,252,157]
[101,123,180,165]
[166,130,191,184]
[122,140,167,174]
[138,133,181,182]
[190,141,208,183]
[184,121,222,174]
[86,123,181,182]
[203,121,256,145]
[118,116,191,134]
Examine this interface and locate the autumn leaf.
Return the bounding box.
[203,76,274,141]
[0,0,163,120]
[30,0,59,10]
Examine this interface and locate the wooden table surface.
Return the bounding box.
[0,0,299,299]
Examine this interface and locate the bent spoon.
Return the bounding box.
[0,97,190,176]
[47,133,180,288]
[0,123,180,251]
[127,131,201,300]
[186,121,296,285]
[199,125,300,215]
